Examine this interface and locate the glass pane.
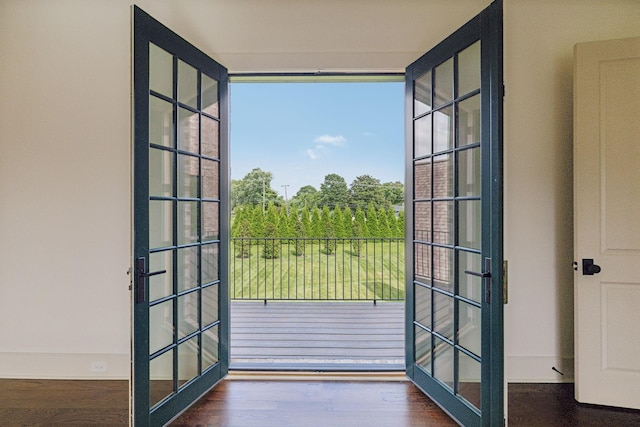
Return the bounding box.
[202,159,219,199]
[414,115,431,158]
[177,246,198,292]
[415,284,431,328]
[433,106,454,153]
[414,70,432,116]
[150,300,173,354]
[433,247,453,292]
[434,58,453,106]
[459,251,482,303]
[149,200,173,249]
[202,243,219,284]
[178,154,199,198]
[202,325,219,371]
[459,301,482,357]
[414,202,431,242]
[149,250,173,301]
[178,107,199,154]
[415,326,432,374]
[178,60,198,109]
[458,148,481,197]
[458,95,481,147]
[414,158,432,200]
[202,74,219,117]
[458,200,481,250]
[433,336,454,391]
[433,291,454,340]
[150,96,174,148]
[202,284,219,327]
[149,148,173,198]
[458,351,482,411]
[177,336,199,388]
[178,201,198,245]
[458,41,481,96]
[149,43,173,97]
[201,116,219,158]
[433,153,453,198]
[433,201,453,245]
[414,243,431,284]
[178,291,199,339]
[149,349,174,408]
[202,202,220,242]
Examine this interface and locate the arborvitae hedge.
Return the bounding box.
[232,203,404,240]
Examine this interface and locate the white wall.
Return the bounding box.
[504,0,640,382]
[0,1,132,378]
[1,0,639,382]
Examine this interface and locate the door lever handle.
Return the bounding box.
[135,257,166,303]
[464,269,491,278]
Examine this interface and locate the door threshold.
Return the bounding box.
[227,370,408,381]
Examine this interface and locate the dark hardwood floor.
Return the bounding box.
[0,379,128,426]
[2,379,640,426]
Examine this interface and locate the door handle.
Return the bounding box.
[582,258,601,275]
[464,257,492,303]
[135,257,167,303]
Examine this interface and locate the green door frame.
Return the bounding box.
[404,1,504,426]
[132,6,230,426]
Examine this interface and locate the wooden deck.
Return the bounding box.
[230,301,405,371]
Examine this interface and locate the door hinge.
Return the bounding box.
[503,260,508,304]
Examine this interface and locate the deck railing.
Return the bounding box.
[230,237,405,302]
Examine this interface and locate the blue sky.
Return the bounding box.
[230,82,405,198]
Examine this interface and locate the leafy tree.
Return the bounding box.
[397,210,406,238]
[234,219,252,258]
[382,181,404,206]
[278,205,293,239]
[300,206,312,237]
[366,202,379,237]
[291,185,319,209]
[262,222,280,259]
[350,175,385,210]
[293,219,306,256]
[377,206,392,238]
[342,206,353,238]
[386,207,400,238]
[324,221,336,255]
[310,206,323,238]
[332,206,346,238]
[233,168,282,208]
[351,220,364,256]
[318,173,350,208]
[354,206,369,237]
[251,203,264,238]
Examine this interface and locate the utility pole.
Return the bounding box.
[281,184,289,213]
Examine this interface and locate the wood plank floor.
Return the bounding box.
[230,301,405,371]
[2,379,640,425]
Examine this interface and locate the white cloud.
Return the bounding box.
[306,145,328,160]
[314,134,346,146]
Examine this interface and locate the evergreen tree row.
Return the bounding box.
[231,202,405,242]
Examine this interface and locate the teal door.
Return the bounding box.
[133,6,229,426]
[405,1,504,426]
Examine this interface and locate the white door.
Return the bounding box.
[574,36,640,410]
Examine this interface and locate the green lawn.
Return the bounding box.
[230,238,405,301]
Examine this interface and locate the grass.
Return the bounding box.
[230,238,405,301]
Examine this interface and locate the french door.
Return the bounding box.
[405,1,503,426]
[132,6,229,426]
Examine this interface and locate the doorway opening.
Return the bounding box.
[227,76,406,371]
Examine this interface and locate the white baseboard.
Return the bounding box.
[507,356,574,383]
[0,352,129,379]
